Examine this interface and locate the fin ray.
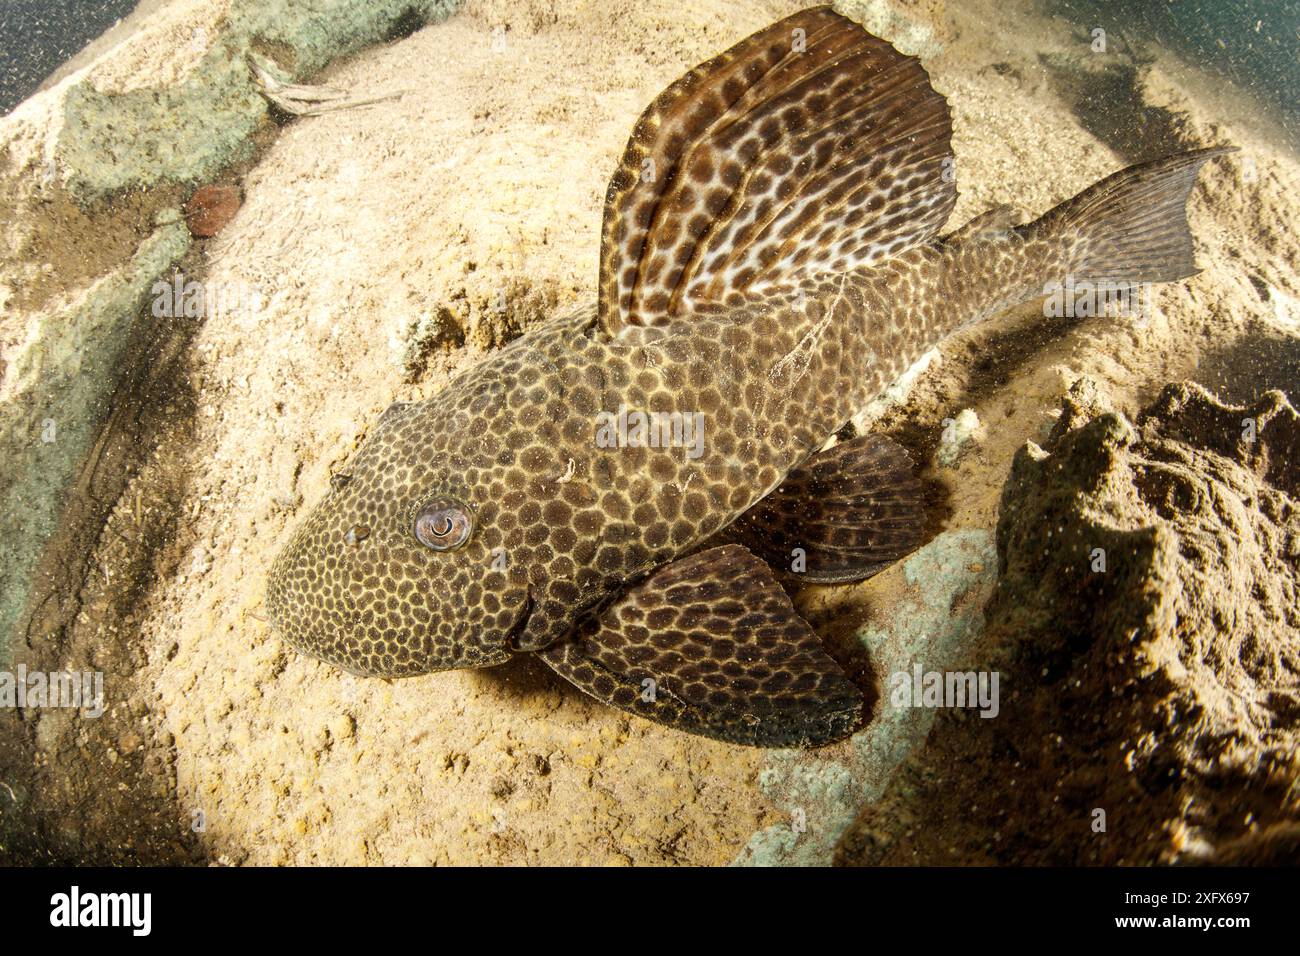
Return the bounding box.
[597,5,954,334]
[537,544,865,747]
[719,434,928,583]
[1028,146,1235,284]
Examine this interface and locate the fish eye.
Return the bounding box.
[413,499,472,551]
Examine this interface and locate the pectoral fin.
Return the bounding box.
[722,433,928,582]
[537,544,864,747]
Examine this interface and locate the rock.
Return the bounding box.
[328,714,355,743]
[837,0,953,59]
[1207,822,1300,866]
[836,380,1300,865]
[937,407,983,467]
[0,222,190,662]
[184,185,242,237]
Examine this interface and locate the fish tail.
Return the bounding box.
[1026,146,1235,285]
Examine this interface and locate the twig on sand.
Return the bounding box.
[249,54,410,117]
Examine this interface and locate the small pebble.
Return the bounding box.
[185,184,242,237]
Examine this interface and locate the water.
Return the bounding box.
[0,0,138,115]
[1053,0,1300,138]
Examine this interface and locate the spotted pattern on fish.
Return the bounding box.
[538,544,866,746]
[598,5,955,330]
[267,6,1232,746]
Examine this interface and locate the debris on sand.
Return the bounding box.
[248,54,409,118]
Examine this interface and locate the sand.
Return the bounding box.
[1,0,1296,864]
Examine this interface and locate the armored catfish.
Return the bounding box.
[267,6,1231,747]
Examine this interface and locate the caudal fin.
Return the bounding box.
[1027,146,1235,284]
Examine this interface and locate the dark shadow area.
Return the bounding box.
[1193,320,1300,405]
[1048,0,1299,143]
[1041,55,1188,163]
[0,0,138,116]
[799,593,884,723]
[0,271,208,866]
[385,6,428,43]
[472,650,568,704]
[874,300,1081,466]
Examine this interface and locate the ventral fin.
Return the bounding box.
[721,433,928,583]
[597,5,955,335]
[537,544,865,747]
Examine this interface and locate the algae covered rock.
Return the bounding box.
[836,379,1300,865]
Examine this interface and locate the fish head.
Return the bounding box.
[267,392,540,678]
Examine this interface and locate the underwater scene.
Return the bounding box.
[0,0,1297,880]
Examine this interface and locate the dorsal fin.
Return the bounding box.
[597,5,955,336]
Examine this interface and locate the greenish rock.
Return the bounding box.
[232,0,460,76]
[0,223,191,663]
[733,529,997,866]
[58,0,463,199]
[836,0,947,59]
[936,407,981,467]
[59,46,267,197]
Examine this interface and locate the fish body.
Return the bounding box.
[268,6,1231,746]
